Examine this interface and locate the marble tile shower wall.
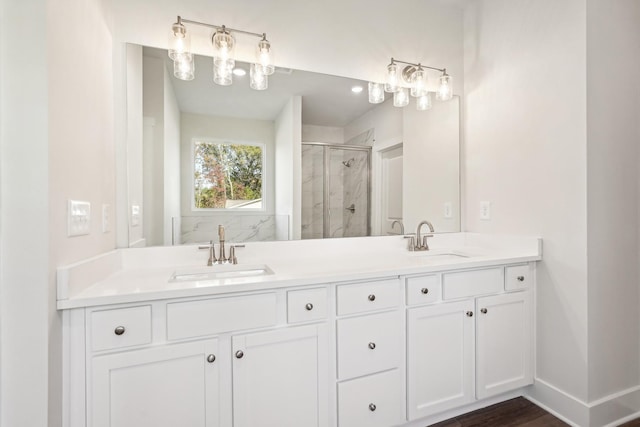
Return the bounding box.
[181,215,289,244]
[341,151,369,237]
[301,144,325,239]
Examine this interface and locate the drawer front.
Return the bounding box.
[505,264,531,291]
[336,279,400,316]
[287,287,328,324]
[338,369,404,427]
[442,268,503,300]
[91,305,151,352]
[406,275,441,306]
[337,311,401,380]
[167,293,277,341]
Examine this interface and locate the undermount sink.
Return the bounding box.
[407,250,471,262]
[169,264,274,282]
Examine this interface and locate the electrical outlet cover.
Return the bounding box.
[68,200,91,237]
[480,201,491,220]
[131,205,141,227]
[102,204,110,233]
[444,202,452,219]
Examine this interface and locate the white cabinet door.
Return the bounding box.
[91,339,219,427]
[407,300,475,420]
[476,291,533,399]
[232,324,328,427]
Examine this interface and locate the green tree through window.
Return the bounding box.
[194,141,263,209]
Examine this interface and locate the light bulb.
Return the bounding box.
[393,87,409,107]
[212,28,236,69]
[250,63,268,90]
[173,53,194,81]
[256,38,275,76]
[385,62,399,93]
[368,82,384,104]
[168,20,191,60]
[416,93,432,111]
[213,60,233,86]
[436,72,453,101]
[410,68,428,97]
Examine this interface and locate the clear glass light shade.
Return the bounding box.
[416,92,432,111]
[368,82,385,104]
[173,53,195,81]
[256,39,275,76]
[168,23,191,60]
[393,87,409,107]
[384,62,399,93]
[250,63,268,90]
[212,29,236,69]
[436,73,453,101]
[213,61,233,86]
[410,68,428,97]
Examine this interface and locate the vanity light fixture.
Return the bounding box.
[168,16,274,90]
[369,58,453,109]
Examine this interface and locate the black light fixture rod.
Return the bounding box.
[390,57,445,73]
[178,16,265,39]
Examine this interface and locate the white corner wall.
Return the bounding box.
[586,0,640,423]
[163,63,180,246]
[463,0,589,411]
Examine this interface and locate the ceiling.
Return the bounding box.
[144,47,379,127]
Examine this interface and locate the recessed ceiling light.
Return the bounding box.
[233,68,247,77]
[351,85,364,93]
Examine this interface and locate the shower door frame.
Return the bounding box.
[302,142,372,239]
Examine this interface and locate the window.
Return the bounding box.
[193,140,264,210]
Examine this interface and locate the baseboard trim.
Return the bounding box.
[527,379,640,427]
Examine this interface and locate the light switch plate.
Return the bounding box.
[131,205,140,227]
[68,200,91,237]
[480,201,491,220]
[102,204,110,233]
[443,202,452,219]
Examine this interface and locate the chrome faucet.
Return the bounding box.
[415,220,435,251]
[198,225,232,264]
[391,220,404,235]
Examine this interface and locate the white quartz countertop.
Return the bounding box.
[56,233,542,309]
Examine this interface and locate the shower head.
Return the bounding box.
[342,158,355,167]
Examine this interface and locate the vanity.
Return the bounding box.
[58,233,541,427]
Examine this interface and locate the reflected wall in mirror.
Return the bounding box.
[124,44,460,247]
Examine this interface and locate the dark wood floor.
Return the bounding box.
[429,397,640,426]
[428,397,569,426]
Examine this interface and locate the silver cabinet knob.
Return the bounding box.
[481,308,488,314]
[114,326,125,336]
[368,342,376,350]
[305,303,314,311]
[368,294,376,301]
[421,288,429,294]
[517,275,525,282]
[466,311,473,317]
[235,350,244,359]
[369,403,377,412]
[207,354,216,363]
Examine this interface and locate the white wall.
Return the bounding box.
[126,44,144,246]
[163,64,181,245]
[463,0,589,406]
[585,0,640,408]
[302,124,344,144]
[0,1,49,426]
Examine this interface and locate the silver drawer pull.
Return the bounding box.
[368,294,376,302]
[114,326,126,336]
[481,308,488,314]
[368,342,376,350]
[305,303,314,311]
[207,354,216,363]
[466,311,473,317]
[369,403,377,412]
[235,350,244,359]
[517,275,525,282]
[421,288,429,294]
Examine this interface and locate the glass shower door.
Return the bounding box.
[326,147,370,238]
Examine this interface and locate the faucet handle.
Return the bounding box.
[229,244,244,264]
[422,235,433,251]
[403,234,416,251]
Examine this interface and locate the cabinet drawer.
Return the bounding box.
[167,293,277,341]
[337,311,401,380]
[91,305,151,352]
[406,275,441,306]
[442,268,503,300]
[287,287,327,324]
[338,369,404,427]
[505,264,531,291]
[336,279,400,316]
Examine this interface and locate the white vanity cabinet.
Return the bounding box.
[406,265,534,421]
